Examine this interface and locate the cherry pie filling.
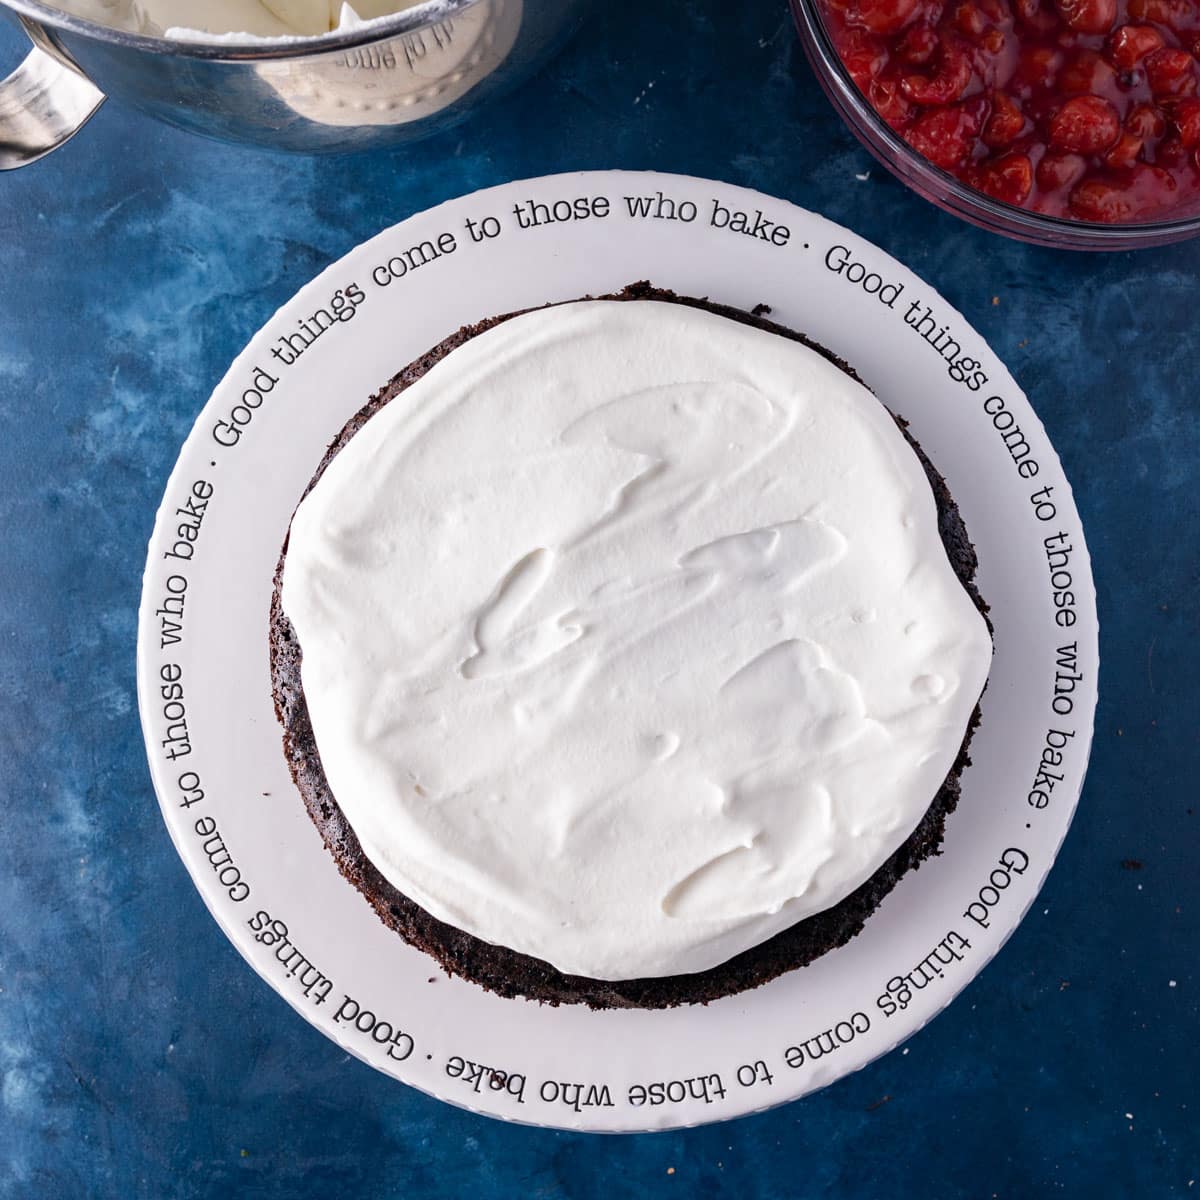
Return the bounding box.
[821,0,1200,221]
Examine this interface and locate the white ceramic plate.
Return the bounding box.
[137,171,1098,1132]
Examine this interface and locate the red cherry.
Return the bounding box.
[895,24,940,64]
[1049,95,1122,152]
[1127,0,1200,32]
[841,28,891,87]
[904,104,983,167]
[1145,48,1198,97]
[850,0,922,35]
[976,0,1011,22]
[1126,102,1167,139]
[1036,150,1088,189]
[1069,164,1177,220]
[1155,135,1188,165]
[1104,131,1144,166]
[978,151,1036,201]
[1068,179,1133,220]
[901,36,974,102]
[1056,0,1116,34]
[1171,97,1200,146]
[1014,0,1060,31]
[1015,44,1065,89]
[955,1,990,36]
[983,90,1028,144]
[869,72,918,127]
[1061,49,1119,95]
[962,94,993,125]
[1107,25,1165,70]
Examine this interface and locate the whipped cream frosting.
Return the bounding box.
[281,300,992,981]
[53,0,418,40]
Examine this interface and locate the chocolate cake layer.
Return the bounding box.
[269,282,990,1010]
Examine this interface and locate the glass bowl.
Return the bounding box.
[789,0,1200,249]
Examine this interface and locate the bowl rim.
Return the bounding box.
[789,0,1200,247]
[2,0,482,60]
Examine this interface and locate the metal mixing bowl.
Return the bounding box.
[0,0,587,167]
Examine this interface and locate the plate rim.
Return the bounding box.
[135,168,1099,1132]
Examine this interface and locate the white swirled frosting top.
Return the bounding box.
[281,299,992,981]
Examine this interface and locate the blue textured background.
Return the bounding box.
[1,2,1197,1196]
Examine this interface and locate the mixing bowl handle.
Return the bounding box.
[0,37,105,170]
